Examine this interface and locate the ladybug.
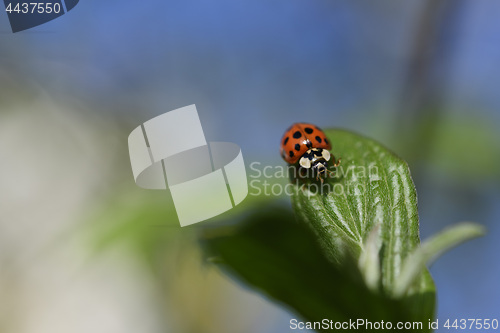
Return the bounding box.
[280,123,340,182]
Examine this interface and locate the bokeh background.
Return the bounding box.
[1,1,499,332]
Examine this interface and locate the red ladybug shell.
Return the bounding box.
[280,123,332,164]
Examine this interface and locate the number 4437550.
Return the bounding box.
[5,2,62,14]
[444,319,499,330]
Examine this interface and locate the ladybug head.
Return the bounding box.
[312,160,328,176]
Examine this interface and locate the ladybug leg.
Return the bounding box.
[332,157,341,167]
[326,169,336,177]
[315,172,325,184]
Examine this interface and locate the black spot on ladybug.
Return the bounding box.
[324,138,329,145]
[315,136,322,143]
[293,131,302,139]
[304,127,313,134]
[284,137,289,145]
[294,143,301,151]
[306,140,312,148]
[302,151,312,159]
[289,151,294,158]
[313,149,323,157]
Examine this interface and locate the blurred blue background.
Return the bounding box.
[0,1,499,332]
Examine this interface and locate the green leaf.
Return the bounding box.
[291,129,423,295]
[289,129,484,322]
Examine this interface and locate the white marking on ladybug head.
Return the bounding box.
[299,156,312,169]
[322,149,331,161]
